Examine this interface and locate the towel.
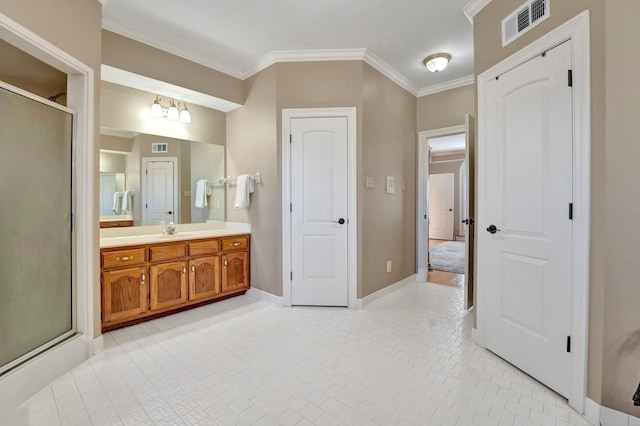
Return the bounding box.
[112,191,123,214]
[195,179,208,208]
[234,174,254,209]
[122,190,133,212]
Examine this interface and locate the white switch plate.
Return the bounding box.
[366,176,376,188]
[386,176,395,194]
[386,260,392,272]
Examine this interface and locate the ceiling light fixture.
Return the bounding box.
[149,95,192,123]
[423,53,451,73]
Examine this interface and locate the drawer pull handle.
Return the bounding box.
[224,259,227,267]
[183,266,187,275]
[117,256,132,261]
[232,242,241,247]
[141,272,145,283]
[191,265,195,273]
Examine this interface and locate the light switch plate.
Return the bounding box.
[386,176,395,194]
[366,176,376,188]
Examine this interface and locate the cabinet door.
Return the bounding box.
[102,267,147,323]
[150,261,188,311]
[222,252,249,292]
[189,256,220,302]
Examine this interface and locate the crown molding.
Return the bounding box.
[417,75,475,97]
[102,16,245,79]
[363,50,418,96]
[464,0,493,23]
[242,48,368,79]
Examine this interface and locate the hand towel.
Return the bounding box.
[122,190,132,212]
[112,191,123,214]
[195,179,208,208]
[234,174,254,209]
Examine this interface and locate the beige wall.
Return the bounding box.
[101,81,226,145]
[430,153,465,236]
[361,63,416,297]
[417,84,475,132]
[602,0,640,415]
[226,66,278,295]
[99,152,126,173]
[474,0,607,407]
[0,0,103,338]
[102,30,244,105]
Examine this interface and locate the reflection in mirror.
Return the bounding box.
[99,130,225,226]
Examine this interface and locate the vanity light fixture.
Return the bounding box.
[149,95,192,123]
[423,53,451,73]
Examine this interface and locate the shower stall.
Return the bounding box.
[0,82,75,375]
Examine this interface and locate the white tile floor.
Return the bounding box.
[22,281,593,426]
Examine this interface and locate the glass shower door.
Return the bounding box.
[0,83,74,375]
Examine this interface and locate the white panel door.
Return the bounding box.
[144,160,176,225]
[99,173,117,216]
[429,173,454,240]
[484,41,573,397]
[291,117,348,306]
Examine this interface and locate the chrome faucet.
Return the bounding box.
[162,221,177,235]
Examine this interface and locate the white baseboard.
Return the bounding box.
[585,397,640,426]
[0,334,89,407]
[417,268,427,282]
[357,274,416,308]
[246,287,283,306]
[585,397,601,425]
[90,335,104,355]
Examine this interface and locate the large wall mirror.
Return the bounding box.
[99,79,229,227]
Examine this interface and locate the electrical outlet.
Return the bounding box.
[386,260,392,273]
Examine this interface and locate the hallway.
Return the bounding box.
[23,282,591,425]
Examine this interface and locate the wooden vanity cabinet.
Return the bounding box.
[100,234,249,331]
[101,266,147,323]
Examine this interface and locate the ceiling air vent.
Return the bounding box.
[502,0,550,47]
[152,143,168,153]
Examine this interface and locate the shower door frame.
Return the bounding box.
[0,81,77,376]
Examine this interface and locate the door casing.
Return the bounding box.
[476,11,591,413]
[282,108,357,308]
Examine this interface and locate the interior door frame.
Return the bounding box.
[282,108,357,308]
[0,12,95,406]
[417,124,466,282]
[141,157,179,225]
[476,11,591,413]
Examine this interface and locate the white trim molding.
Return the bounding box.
[417,75,475,97]
[357,275,416,308]
[585,397,640,426]
[363,50,418,96]
[476,11,591,413]
[246,287,284,307]
[0,10,95,406]
[282,108,358,309]
[464,0,493,23]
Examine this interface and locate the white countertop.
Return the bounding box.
[100,222,251,248]
[100,215,133,223]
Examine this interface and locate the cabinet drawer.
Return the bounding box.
[222,236,248,252]
[100,221,133,228]
[188,240,220,256]
[102,248,146,268]
[149,243,186,262]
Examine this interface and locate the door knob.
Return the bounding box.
[486,225,501,234]
[333,218,346,225]
[168,211,172,215]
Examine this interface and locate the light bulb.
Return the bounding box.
[179,103,191,123]
[150,96,163,118]
[167,99,179,120]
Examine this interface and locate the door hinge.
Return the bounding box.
[100,312,103,321]
[145,169,148,175]
[148,299,151,310]
[424,214,427,220]
[145,203,148,209]
[569,203,574,220]
[100,275,103,285]
[289,134,292,144]
[290,272,293,280]
[568,70,573,87]
[290,203,292,212]
[567,336,571,352]
[70,213,74,232]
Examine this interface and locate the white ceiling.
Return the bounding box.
[428,133,466,153]
[101,0,474,97]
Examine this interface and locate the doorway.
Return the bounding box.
[141,157,179,225]
[282,108,357,308]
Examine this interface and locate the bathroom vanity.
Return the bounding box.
[100,222,250,331]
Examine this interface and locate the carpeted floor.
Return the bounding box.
[429,241,465,274]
